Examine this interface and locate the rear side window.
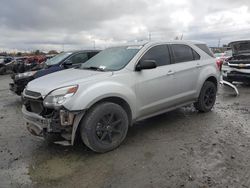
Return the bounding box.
[193,50,200,60]
[195,44,214,57]
[140,45,171,67]
[171,44,198,63]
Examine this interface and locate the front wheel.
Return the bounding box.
[194,81,217,112]
[0,67,6,75]
[80,102,129,153]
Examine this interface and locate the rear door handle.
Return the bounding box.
[167,70,175,75]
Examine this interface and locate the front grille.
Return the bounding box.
[29,100,44,114]
[228,65,250,69]
[228,60,250,69]
[24,90,42,99]
[230,71,250,76]
[23,90,54,117]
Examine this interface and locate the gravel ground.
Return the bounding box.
[0,74,250,188]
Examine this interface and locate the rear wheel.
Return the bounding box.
[194,81,217,112]
[80,102,129,153]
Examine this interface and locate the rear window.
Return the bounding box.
[195,44,214,57]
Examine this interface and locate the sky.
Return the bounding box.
[1,0,250,52]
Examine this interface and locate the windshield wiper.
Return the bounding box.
[82,66,105,71]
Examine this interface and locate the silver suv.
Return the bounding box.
[22,41,219,153]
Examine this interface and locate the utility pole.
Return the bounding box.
[148,32,151,41]
[218,38,221,48]
[180,33,183,40]
[93,40,96,49]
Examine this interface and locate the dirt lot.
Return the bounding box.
[0,74,250,188]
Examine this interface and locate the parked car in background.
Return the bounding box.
[22,41,219,153]
[10,50,100,95]
[13,55,48,73]
[222,40,250,84]
[0,56,15,75]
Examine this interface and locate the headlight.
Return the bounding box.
[43,85,78,108]
[15,71,37,79]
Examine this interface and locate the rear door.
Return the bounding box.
[169,44,201,103]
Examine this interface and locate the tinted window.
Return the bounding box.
[70,53,88,64]
[193,49,200,60]
[195,44,214,57]
[140,45,171,67]
[171,44,195,63]
[88,52,99,59]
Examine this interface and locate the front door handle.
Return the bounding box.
[167,70,175,75]
[196,64,202,69]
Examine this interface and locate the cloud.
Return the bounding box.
[1,0,250,51]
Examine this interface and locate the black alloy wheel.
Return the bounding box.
[95,112,124,144]
[80,102,129,153]
[203,86,216,109]
[194,81,217,112]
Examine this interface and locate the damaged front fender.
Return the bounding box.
[71,111,85,145]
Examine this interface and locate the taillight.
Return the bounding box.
[216,59,222,71]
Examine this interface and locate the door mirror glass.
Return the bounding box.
[136,60,157,71]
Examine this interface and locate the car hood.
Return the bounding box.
[229,40,250,55]
[26,68,113,96]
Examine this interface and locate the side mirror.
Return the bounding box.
[135,60,157,71]
[63,60,73,68]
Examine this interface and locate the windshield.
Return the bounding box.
[45,52,72,66]
[80,46,141,71]
[231,41,250,55]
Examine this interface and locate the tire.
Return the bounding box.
[80,102,129,153]
[194,81,217,113]
[0,67,6,75]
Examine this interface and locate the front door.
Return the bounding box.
[135,44,176,118]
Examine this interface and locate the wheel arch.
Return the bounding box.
[87,96,133,127]
[72,96,133,146]
[196,74,219,99]
[205,76,218,90]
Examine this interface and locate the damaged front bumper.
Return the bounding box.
[9,75,31,95]
[222,65,250,83]
[22,105,85,145]
[22,106,50,136]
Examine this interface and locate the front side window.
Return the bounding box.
[70,53,88,64]
[45,52,72,66]
[140,45,171,67]
[80,46,140,71]
[171,44,199,63]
